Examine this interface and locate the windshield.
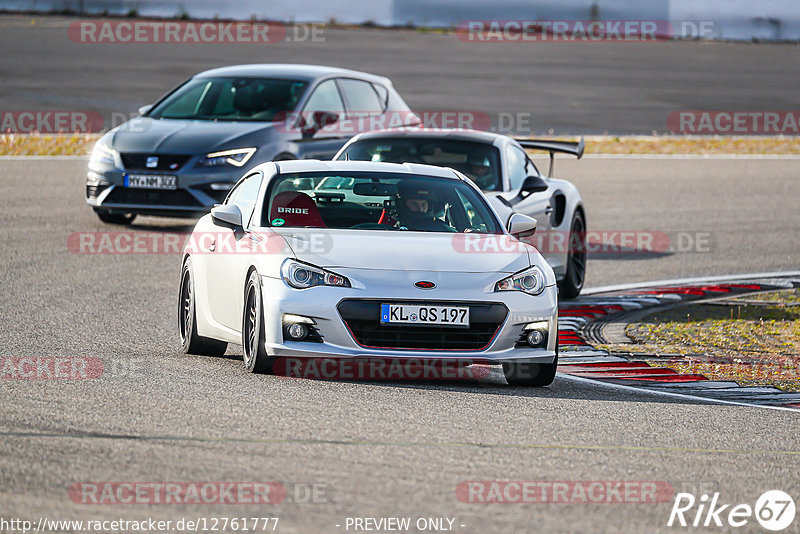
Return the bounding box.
[264,172,503,234]
[148,77,308,121]
[339,138,502,191]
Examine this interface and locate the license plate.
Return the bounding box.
[124,174,177,189]
[380,304,469,326]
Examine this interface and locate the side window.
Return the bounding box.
[225,173,262,227]
[339,78,384,113]
[302,79,345,116]
[506,145,529,190]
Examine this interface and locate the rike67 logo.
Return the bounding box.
[668,490,795,531]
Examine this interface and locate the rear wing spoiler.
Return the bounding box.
[515,136,585,176]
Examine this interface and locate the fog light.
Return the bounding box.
[526,330,545,347]
[286,323,309,341]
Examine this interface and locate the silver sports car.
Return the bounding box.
[334,129,587,297]
[179,160,559,386]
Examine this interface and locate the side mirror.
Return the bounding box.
[520,175,549,195]
[507,213,537,237]
[138,104,153,116]
[301,111,340,138]
[211,204,243,228]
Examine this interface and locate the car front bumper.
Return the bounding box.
[86,162,248,218]
[258,270,559,364]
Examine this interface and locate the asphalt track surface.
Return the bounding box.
[1,157,799,533]
[1,15,800,134]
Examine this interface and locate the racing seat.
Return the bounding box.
[269,192,326,227]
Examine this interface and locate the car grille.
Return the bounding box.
[337,299,508,351]
[120,153,191,171]
[103,187,202,207]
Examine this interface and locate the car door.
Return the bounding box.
[293,78,350,160]
[206,171,263,331]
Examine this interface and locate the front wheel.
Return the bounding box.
[242,271,275,374]
[503,354,558,387]
[558,211,586,299]
[179,258,228,356]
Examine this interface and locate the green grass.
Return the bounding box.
[599,290,800,391]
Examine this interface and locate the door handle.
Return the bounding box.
[208,239,216,252]
[545,206,554,215]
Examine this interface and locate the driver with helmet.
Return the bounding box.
[393,181,453,232]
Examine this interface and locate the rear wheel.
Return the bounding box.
[94,209,136,225]
[558,211,586,299]
[179,258,228,356]
[242,270,275,374]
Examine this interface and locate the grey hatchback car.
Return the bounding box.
[86,64,416,224]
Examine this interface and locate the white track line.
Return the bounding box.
[558,374,799,413]
[583,271,800,295]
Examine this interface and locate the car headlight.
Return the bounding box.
[197,148,257,168]
[495,266,546,295]
[89,142,118,167]
[281,259,351,289]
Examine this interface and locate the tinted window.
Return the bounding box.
[340,138,502,191]
[263,172,502,234]
[226,173,262,226]
[149,78,308,121]
[302,79,345,115]
[339,79,383,113]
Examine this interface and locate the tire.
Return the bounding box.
[503,354,558,387]
[503,335,559,387]
[242,270,275,374]
[178,258,228,356]
[94,209,137,225]
[558,210,586,299]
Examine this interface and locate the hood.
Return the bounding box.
[272,228,533,274]
[108,117,278,153]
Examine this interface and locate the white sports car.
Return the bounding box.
[179,160,559,386]
[334,129,587,297]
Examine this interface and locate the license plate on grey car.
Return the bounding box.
[124,174,177,189]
